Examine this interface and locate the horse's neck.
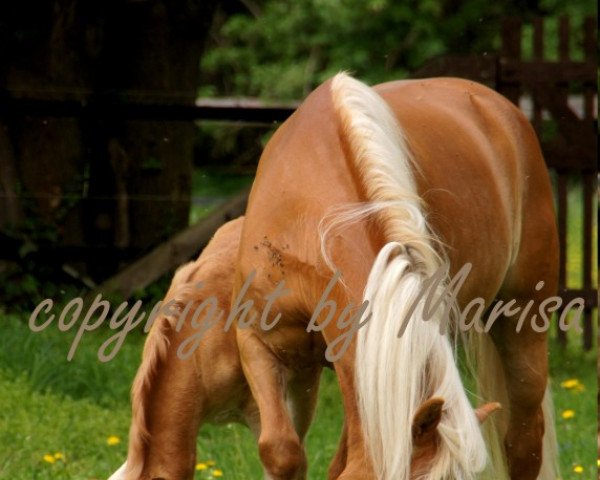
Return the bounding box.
[127,318,205,479]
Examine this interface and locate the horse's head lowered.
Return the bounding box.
[410,398,501,478]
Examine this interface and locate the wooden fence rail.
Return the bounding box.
[1,16,595,348]
[414,16,597,350]
[500,16,597,350]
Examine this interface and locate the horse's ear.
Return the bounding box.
[475,402,502,423]
[412,397,444,445]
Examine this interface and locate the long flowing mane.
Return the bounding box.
[330,73,488,480]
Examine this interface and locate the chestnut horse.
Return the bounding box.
[109,217,323,480]
[232,73,559,479]
[107,215,497,480]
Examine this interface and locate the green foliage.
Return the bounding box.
[201,0,595,100]
[189,167,254,224]
[0,171,89,312]
[0,262,82,315]
[203,0,443,99]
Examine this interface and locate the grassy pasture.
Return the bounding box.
[0,312,595,479]
[0,172,596,479]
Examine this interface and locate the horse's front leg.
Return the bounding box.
[328,345,374,480]
[243,402,277,480]
[120,330,206,480]
[327,419,348,479]
[236,326,307,480]
[490,301,549,480]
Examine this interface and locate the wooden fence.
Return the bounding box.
[1,16,596,348]
[507,17,596,351]
[415,16,597,349]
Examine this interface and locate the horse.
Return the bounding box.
[231,73,559,479]
[109,216,324,480]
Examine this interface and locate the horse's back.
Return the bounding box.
[242,76,557,305]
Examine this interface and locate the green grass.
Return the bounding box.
[564,176,598,289]
[0,314,343,479]
[0,309,595,479]
[0,172,595,479]
[0,315,137,480]
[0,372,130,480]
[549,339,597,478]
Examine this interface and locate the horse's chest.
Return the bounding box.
[259,322,328,369]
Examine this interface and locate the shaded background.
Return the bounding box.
[0,1,597,478]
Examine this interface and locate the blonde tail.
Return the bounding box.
[467,329,560,480]
[467,329,510,480]
[331,73,487,480]
[539,387,561,480]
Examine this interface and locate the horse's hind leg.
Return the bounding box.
[237,326,307,480]
[489,210,558,479]
[489,306,548,479]
[287,365,322,442]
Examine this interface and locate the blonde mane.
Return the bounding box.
[330,73,488,480]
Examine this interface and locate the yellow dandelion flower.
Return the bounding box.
[597,458,600,467]
[560,379,580,389]
[43,454,56,464]
[206,460,216,466]
[573,465,584,473]
[106,435,121,446]
[53,452,65,461]
[212,468,224,477]
[561,409,575,419]
[196,463,208,470]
